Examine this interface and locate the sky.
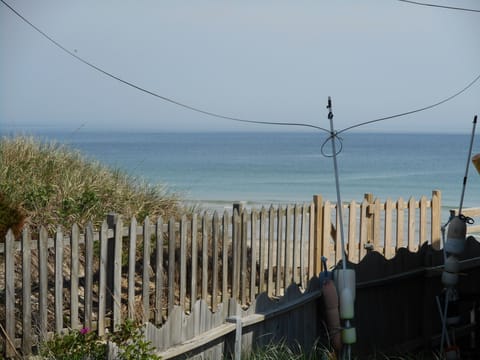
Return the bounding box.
[1,0,479,134]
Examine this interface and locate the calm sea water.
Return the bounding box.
[4,130,480,220]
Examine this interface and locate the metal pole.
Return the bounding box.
[327,97,347,270]
[327,97,353,360]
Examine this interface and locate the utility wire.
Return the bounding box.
[337,72,480,134]
[397,0,480,13]
[0,0,330,133]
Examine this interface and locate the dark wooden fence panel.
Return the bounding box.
[353,236,480,354]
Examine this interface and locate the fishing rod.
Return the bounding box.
[459,115,478,214]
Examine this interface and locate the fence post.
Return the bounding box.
[313,195,323,276]
[431,190,442,250]
[226,316,242,360]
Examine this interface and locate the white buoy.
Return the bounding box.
[334,269,356,300]
[340,288,355,320]
[342,327,357,345]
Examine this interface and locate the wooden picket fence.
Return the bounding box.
[0,190,443,358]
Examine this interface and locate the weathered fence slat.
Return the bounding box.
[359,199,369,261]
[71,224,80,330]
[5,230,16,357]
[98,221,108,336]
[250,209,258,304]
[191,213,198,310]
[293,205,300,285]
[21,228,32,355]
[419,196,427,245]
[212,212,219,310]
[267,206,274,297]
[384,199,393,259]
[155,217,164,324]
[373,198,382,252]
[308,202,315,280]
[259,207,267,293]
[431,190,442,248]
[313,195,323,276]
[335,206,342,265]
[232,210,240,300]
[38,226,48,340]
[241,210,248,305]
[348,201,357,263]
[396,198,405,250]
[143,216,152,322]
[167,217,175,316]
[276,207,283,295]
[301,204,308,287]
[179,216,187,310]
[408,197,416,251]
[202,214,209,303]
[285,205,293,287]
[54,226,64,333]
[128,217,137,320]
[322,201,332,266]
[221,210,229,304]
[84,222,94,330]
[113,217,123,330]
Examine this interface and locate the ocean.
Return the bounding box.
[3,130,480,221]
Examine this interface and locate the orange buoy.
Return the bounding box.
[323,279,342,352]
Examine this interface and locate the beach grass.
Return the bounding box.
[0,136,183,235]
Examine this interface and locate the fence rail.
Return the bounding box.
[1,191,442,357]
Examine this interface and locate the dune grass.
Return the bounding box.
[0,136,182,234]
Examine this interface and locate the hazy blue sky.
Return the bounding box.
[1,0,479,133]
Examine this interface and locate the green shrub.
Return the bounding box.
[109,319,161,360]
[39,328,106,360]
[39,321,161,360]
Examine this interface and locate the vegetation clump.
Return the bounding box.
[0,136,182,234]
[39,319,161,360]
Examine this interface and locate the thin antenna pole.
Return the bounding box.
[459,115,478,213]
[327,97,347,270]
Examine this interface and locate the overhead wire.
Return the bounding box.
[397,0,480,13]
[337,72,480,134]
[1,0,479,142]
[0,0,330,134]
